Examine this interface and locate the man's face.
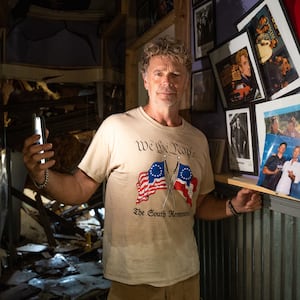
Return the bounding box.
[287,121,295,132]
[259,16,267,25]
[293,147,300,159]
[239,55,251,78]
[278,144,287,154]
[281,58,291,75]
[143,55,188,108]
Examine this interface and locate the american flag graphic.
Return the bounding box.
[174,163,198,207]
[136,161,167,204]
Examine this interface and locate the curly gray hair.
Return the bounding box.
[139,36,192,75]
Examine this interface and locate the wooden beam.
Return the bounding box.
[0,64,124,84]
[174,0,191,111]
[28,5,106,21]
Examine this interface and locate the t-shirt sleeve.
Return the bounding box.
[78,116,115,183]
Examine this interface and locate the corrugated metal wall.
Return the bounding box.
[195,205,300,300]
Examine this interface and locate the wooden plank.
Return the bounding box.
[215,173,300,203]
[0,64,124,84]
[174,0,191,110]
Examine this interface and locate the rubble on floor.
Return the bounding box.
[0,188,109,299]
[0,246,110,299]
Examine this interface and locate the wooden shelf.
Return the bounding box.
[215,173,300,203]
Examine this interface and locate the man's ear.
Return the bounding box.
[143,73,148,90]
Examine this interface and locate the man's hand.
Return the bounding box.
[22,133,55,185]
[230,188,262,214]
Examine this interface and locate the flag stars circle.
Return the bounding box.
[150,163,163,178]
[180,167,192,181]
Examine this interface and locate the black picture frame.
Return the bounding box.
[137,1,152,36]
[192,0,206,7]
[191,68,216,112]
[225,106,257,174]
[0,28,5,63]
[153,0,174,22]
[209,31,265,109]
[208,138,226,174]
[193,0,215,60]
[236,0,300,100]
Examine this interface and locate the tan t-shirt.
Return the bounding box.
[78,107,214,286]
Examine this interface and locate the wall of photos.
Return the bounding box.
[190,2,300,300]
[136,0,174,36]
[191,0,258,144]
[191,0,300,201]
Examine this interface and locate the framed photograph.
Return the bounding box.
[225,106,257,174]
[153,0,174,21]
[255,94,300,198]
[209,31,265,109]
[208,138,226,173]
[0,28,5,63]
[191,68,216,112]
[137,1,152,36]
[236,0,300,100]
[193,0,215,60]
[192,0,206,7]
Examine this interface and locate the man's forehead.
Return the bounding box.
[148,56,185,69]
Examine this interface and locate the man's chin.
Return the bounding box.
[162,100,179,108]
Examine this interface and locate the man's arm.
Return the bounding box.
[195,188,262,220]
[262,155,279,174]
[23,133,100,205]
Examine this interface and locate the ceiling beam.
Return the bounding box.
[28,5,106,21]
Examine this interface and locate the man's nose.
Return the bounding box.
[162,74,174,86]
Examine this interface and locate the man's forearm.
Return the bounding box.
[31,168,97,205]
[195,194,232,220]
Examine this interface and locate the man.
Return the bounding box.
[269,116,283,135]
[261,142,287,191]
[290,147,300,199]
[276,146,300,195]
[264,55,292,95]
[231,115,248,159]
[234,48,259,102]
[283,116,300,138]
[23,37,261,300]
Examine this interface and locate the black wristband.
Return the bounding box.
[228,198,241,216]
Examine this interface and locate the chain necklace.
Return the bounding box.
[162,154,180,208]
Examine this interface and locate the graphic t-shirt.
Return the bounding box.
[78,107,214,286]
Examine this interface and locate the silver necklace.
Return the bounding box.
[162,155,180,208]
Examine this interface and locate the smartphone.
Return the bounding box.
[32,113,47,164]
